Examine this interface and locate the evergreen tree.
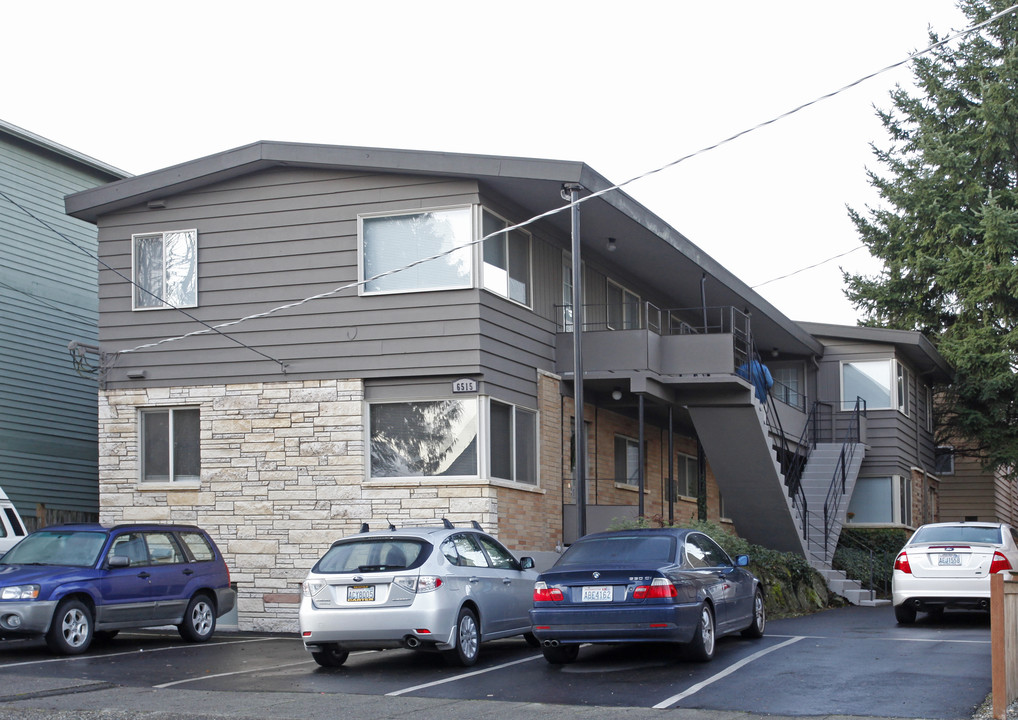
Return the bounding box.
[845,0,1018,470]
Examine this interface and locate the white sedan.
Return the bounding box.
[892,521,1018,623]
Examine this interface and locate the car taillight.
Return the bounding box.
[534,581,563,602]
[990,551,1013,574]
[633,577,677,599]
[894,552,912,574]
[394,576,443,593]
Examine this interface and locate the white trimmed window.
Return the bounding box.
[614,435,644,486]
[489,400,537,484]
[846,475,911,525]
[606,280,640,330]
[369,399,478,478]
[140,408,200,483]
[132,229,198,309]
[482,210,531,306]
[841,359,911,415]
[360,207,473,294]
[675,451,698,498]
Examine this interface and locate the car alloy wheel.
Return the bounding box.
[742,588,766,638]
[46,599,93,655]
[687,603,715,662]
[178,594,216,642]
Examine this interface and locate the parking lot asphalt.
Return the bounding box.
[0,605,992,720]
[0,670,956,720]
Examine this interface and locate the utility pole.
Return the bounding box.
[563,183,586,539]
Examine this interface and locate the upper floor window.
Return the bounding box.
[140,407,200,483]
[360,207,472,294]
[841,359,911,414]
[935,446,955,475]
[369,399,478,478]
[132,229,197,309]
[771,366,803,409]
[482,210,531,306]
[489,400,537,484]
[606,280,640,330]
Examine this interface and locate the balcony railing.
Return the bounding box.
[555,303,753,378]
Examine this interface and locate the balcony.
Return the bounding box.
[555,304,754,398]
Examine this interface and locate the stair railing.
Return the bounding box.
[822,396,866,555]
[754,354,811,545]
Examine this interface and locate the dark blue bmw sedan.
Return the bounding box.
[530,528,765,664]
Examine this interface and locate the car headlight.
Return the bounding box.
[301,580,327,597]
[1,584,39,600]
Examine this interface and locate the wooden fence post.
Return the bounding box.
[992,573,1018,719]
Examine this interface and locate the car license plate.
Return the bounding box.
[938,553,961,566]
[347,585,375,602]
[581,585,612,602]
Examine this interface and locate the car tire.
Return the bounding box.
[541,643,579,664]
[741,588,766,638]
[686,603,716,662]
[178,593,216,642]
[894,603,917,624]
[444,607,480,667]
[45,598,93,655]
[523,632,541,648]
[311,644,350,667]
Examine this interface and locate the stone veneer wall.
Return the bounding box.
[98,378,499,632]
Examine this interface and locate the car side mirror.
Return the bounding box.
[108,555,131,569]
[736,554,750,567]
[520,556,535,570]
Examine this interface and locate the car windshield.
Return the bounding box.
[555,535,676,567]
[1,530,108,567]
[314,539,428,573]
[911,525,1003,545]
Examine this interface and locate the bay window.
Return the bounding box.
[489,400,537,484]
[482,210,531,306]
[360,207,472,294]
[369,399,478,478]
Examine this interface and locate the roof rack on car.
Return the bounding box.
[357,518,486,532]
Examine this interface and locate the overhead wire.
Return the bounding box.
[751,245,867,289]
[6,4,1017,363]
[0,189,288,371]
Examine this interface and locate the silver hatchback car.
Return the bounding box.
[299,521,538,667]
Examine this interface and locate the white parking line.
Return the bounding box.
[652,636,804,709]
[386,653,545,696]
[0,636,278,669]
[155,658,318,688]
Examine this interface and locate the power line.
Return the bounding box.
[751,245,867,289]
[0,189,287,371]
[8,5,1018,363]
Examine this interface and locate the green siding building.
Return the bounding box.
[0,119,126,528]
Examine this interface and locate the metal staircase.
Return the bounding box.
[689,388,882,606]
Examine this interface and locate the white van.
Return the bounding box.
[0,489,28,555]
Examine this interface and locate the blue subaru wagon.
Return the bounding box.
[0,523,235,655]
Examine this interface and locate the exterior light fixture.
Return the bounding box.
[607,237,617,252]
[611,388,623,401]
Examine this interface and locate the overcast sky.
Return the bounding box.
[3,1,974,325]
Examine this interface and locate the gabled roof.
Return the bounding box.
[797,321,953,383]
[65,140,823,357]
[0,118,128,180]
